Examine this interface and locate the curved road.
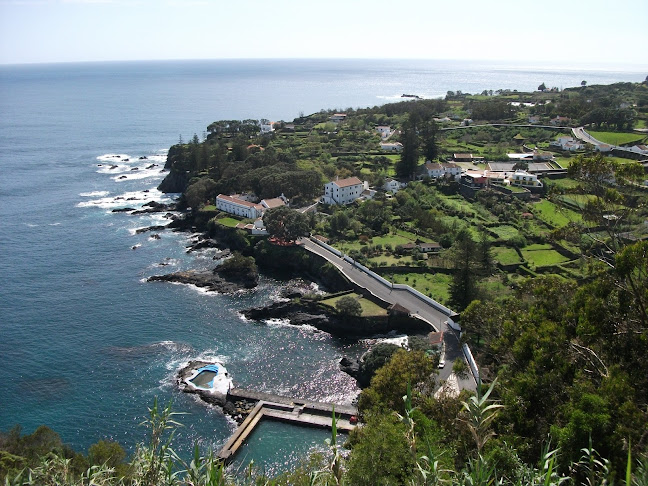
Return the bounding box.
[300,238,477,392]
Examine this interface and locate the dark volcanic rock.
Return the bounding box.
[186,238,221,253]
[148,261,258,293]
[136,225,169,234]
[112,207,136,213]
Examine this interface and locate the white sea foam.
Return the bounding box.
[264,318,292,327]
[80,191,110,197]
[77,188,172,209]
[48,222,62,226]
[24,223,37,228]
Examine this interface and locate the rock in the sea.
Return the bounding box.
[147,261,258,293]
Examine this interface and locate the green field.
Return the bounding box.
[387,272,452,305]
[521,246,571,267]
[588,130,645,146]
[217,217,243,228]
[492,246,523,265]
[319,293,387,317]
[532,200,582,227]
[489,225,521,241]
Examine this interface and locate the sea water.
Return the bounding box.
[0,59,645,473]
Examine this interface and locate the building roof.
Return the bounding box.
[331,176,363,188]
[425,161,443,170]
[217,194,263,210]
[261,197,286,209]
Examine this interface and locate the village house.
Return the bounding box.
[236,218,268,236]
[550,136,584,151]
[380,142,403,152]
[329,113,347,123]
[322,176,365,205]
[508,170,543,188]
[383,177,406,193]
[528,115,541,124]
[375,125,391,138]
[550,116,571,126]
[423,161,462,180]
[532,149,553,161]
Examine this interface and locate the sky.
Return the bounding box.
[1,0,647,67]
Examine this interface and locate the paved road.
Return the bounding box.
[300,238,477,392]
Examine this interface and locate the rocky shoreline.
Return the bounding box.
[147,261,258,293]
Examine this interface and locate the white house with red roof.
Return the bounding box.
[216,194,264,219]
[322,176,365,205]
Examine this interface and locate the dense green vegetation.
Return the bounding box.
[3,81,648,485]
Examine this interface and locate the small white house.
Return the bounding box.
[383,178,406,193]
[508,170,543,188]
[550,136,584,151]
[261,195,288,210]
[322,177,365,205]
[375,126,391,138]
[260,120,274,133]
[380,142,403,152]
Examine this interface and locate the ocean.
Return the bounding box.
[0,58,645,474]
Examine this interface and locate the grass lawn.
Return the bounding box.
[489,225,521,241]
[588,130,645,146]
[532,200,582,227]
[387,272,452,305]
[521,247,571,267]
[335,233,414,253]
[492,246,523,265]
[217,217,243,228]
[368,254,414,266]
[553,156,574,169]
[545,178,581,191]
[200,205,217,212]
[559,194,597,209]
[319,293,388,317]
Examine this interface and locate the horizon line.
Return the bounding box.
[2,57,647,72]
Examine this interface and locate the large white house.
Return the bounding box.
[508,170,543,188]
[216,194,264,219]
[423,161,462,180]
[322,176,365,205]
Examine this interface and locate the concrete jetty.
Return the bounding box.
[218,388,358,461]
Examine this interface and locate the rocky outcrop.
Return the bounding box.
[131,201,177,215]
[148,259,258,293]
[158,169,189,193]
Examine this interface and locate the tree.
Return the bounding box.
[184,177,217,209]
[262,206,310,242]
[538,82,547,92]
[581,80,587,87]
[358,349,436,414]
[396,119,419,179]
[335,295,362,317]
[449,229,480,311]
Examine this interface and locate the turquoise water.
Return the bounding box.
[0,59,645,472]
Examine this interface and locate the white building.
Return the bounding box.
[550,136,584,151]
[508,170,543,188]
[216,194,264,219]
[424,161,462,180]
[329,113,347,123]
[380,142,403,152]
[375,125,391,138]
[384,177,406,193]
[322,177,365,205]
[261,195,287,210]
